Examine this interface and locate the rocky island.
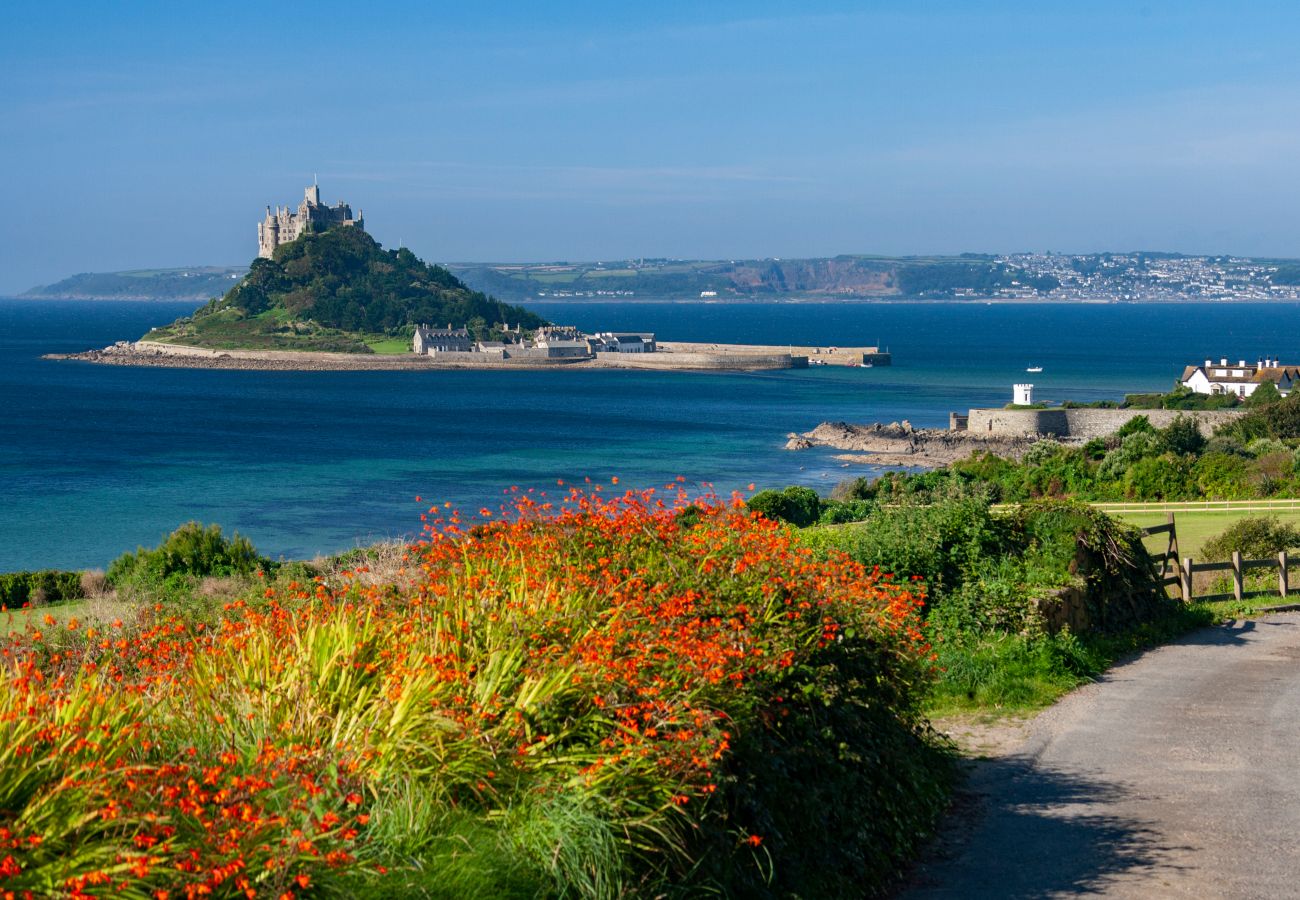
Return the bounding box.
[50,183,889,373]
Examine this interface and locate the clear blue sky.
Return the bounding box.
[3,0,1300,292]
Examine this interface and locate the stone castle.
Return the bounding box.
[257,182,364,258]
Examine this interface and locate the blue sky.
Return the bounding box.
[3,0,1300,291]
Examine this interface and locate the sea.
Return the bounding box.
[4,297,1299,571]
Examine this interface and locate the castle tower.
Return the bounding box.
[257,182,364,258]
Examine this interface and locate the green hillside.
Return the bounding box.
[147,228,545,353]
[23,267,248,300]
[448,254,1060,302]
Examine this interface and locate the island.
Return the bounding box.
[49,183,891,372]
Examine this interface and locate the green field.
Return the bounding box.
[3,600,90,628]
[364,337,412,354]
[1102,500,1300,559]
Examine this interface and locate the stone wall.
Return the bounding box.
[963,407,1244,439]
[599,351,807,370]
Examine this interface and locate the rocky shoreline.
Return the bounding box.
[786,420,1039,468]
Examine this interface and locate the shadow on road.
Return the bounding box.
[898,758,1192,898]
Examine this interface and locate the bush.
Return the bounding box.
[1247,437,1290,458]
[804,496,1005,594]
[1116,414,1156,438]
[1160,414,1207,456]
[1246,381,1282,407]
[829,476,873,502]
[746,485,825,527]
[1201,516,1300,562]
[1220,393,1300,442]
[0,570,84,610]
[1193,452,1253,500]
[106,521,269,588]
[1097,430,1162,480]
[1022,439,1067,467]
[1123,453,1194,500]
[817,499,876,525]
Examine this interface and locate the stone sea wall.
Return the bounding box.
[963,407,1244,439]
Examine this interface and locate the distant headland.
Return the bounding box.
[27,251,1300,304]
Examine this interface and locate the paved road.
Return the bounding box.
[903,614,1300,898]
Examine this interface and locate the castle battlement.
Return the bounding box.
[257,182,363,258]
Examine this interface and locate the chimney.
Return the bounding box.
[1221,358,1228,366]
[1205,359,1212,367]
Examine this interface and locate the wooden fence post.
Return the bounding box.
[1181,557,1193,604]
[1167,512,1179,577]
[1281,550,1290,599]
[1232,551,1244,602]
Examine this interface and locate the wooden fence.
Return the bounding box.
[1139,514,1296,604]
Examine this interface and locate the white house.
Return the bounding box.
[1180,357,1299,398]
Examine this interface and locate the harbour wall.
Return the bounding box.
[598,351,807,370]
[962,407,1244,439]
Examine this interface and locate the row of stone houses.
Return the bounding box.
[411,324,657,361]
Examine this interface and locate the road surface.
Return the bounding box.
[902,614,1300,898]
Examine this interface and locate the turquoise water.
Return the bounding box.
[4,298,1299,570]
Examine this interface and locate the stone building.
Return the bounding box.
[258,182,364,258]
[413,324,473,354]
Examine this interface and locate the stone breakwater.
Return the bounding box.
[786,421,1037,468]
[46,340,809,372]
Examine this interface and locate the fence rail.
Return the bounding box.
[1100,498,1300,514]
[1137,516,1296,603]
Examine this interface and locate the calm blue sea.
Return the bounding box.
[3,297,1299,571]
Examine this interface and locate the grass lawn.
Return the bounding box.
[1109,505,1300,559]
[2,600,90,630]
[364,337,412,354]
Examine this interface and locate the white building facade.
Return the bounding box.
[1180,357,1298,398]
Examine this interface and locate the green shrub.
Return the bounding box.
[692,637,954,898]
[817,499,876,525]
[1123,452,1194,500]
[829,476,873,502]
[0,570,84,609]
[1247,437,1290,458]
[1246,381,1283,407]
[1022,439,1067,467]
[1201,516,1300,562]
[106,522,269,588]
[1193,452,1254,499]
[1116,414,1156,438]
[806,497,1005,594]
[1219,392,1300,442]
[746,485,825,527]
[1097,430,1162,480]
[1160,414,1207,456]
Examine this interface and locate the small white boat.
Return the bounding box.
[859,362,873,368]
[1026,365,1043,373]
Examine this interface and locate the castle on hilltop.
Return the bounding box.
[257,181,363,258]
